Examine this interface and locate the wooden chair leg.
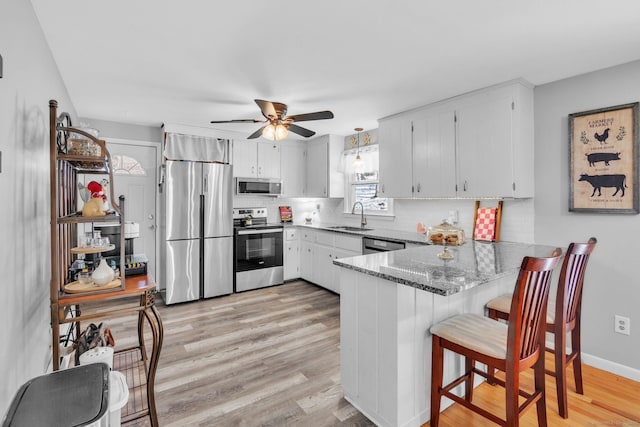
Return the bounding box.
[571,325,584,395]
[504,367,519,426]
[430,335,444,427]
[486,309,499,385]
[465,357,474,402]
[554,327,569,418]
[534,351,548,427]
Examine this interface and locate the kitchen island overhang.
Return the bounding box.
[334,241,558,427]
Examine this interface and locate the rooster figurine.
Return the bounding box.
[80,180,110,217]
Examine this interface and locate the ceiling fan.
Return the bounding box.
[210,99,334,141]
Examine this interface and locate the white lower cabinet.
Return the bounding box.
[298,229,362,294]
[283,228,300,281]
[300,230,315,282]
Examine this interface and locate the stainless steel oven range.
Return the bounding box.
[233,207,284,292]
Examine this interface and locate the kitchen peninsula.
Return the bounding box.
[334,241,557,427]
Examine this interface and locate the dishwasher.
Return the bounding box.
[362,237,406,254]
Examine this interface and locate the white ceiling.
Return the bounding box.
[31,0,640,138]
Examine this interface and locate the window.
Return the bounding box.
[342,145,393,215]
[112,154,146,176]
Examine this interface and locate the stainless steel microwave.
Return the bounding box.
[236,178,282,196]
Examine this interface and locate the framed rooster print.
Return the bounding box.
[569,102,639,214]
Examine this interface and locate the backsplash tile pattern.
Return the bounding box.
[233,196,535,243]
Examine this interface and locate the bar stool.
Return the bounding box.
[486,238,597,418]
[430,249,562,427]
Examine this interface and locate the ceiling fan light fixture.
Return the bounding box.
[262,124,276,140]
[262,123,289,141]
[274,123,288,140]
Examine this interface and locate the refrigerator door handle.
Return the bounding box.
[203,175,208,193]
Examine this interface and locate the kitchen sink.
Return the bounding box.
[327,225,373,232]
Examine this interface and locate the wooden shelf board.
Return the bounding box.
[71,244,116,254]
[58,212,121,224]
[58,273,155,305]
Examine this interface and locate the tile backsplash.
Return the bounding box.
[233,196,534,243]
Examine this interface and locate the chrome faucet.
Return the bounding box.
[351,201,367,228]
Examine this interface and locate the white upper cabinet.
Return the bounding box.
[455,85,514,198]
[378,107,456,198]
[378,80,534,199]
[378,113,413,198]
[280,140,306,197]
[305,134,344,198]
[413,107,457,198]
[232,140,281,179]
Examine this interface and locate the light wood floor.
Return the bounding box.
[100,280,639,426]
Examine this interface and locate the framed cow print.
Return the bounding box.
[569,102,639,214]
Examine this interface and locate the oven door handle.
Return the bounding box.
[237,228,284,235]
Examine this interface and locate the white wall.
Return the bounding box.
[535,60,640,377]
[0,0,76,416]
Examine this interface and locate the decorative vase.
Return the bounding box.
[92,258,115,286]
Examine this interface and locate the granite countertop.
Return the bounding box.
[332,241,559,296]
[292,222,430,246]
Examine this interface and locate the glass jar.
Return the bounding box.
[427,221,465,245]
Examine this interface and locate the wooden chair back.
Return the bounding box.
[472,200,503,242]
[508,248,562,363]
[555,237,597,328]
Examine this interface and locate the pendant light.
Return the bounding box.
[353,127,364,173]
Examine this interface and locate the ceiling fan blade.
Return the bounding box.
[247,126,267,139]
[287,123,316,138]
[255,99,278,120]
[210,119,264,124]
[285,110,334,122]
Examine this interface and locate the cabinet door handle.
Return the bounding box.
[204,176,208,193]
[417,183,421,193]
[251,166,255,175]
[463,181,468,191]
[258,166,262,176]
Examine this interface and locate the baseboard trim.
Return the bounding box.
[582,352,640,382]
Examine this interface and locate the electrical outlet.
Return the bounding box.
[614,315,630,335]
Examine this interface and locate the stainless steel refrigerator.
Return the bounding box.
[160,160,233,304]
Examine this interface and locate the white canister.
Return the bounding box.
[79,346,114,370]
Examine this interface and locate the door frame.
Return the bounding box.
[104,137,162,282]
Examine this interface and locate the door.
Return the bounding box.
[203,236,233,298]
[79,140,159,278]
[232,140,257,177]
[412,109,457,197]
[456,90,513,197]
[234,229,283,272]
[280,141,306,197]
[203,163,233,238]
[257,141,281,179]
[107,141,159,278]
[164,161,201,240]
[164,239,200,304]
[305,138,328,197]
[378,114,413,198]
